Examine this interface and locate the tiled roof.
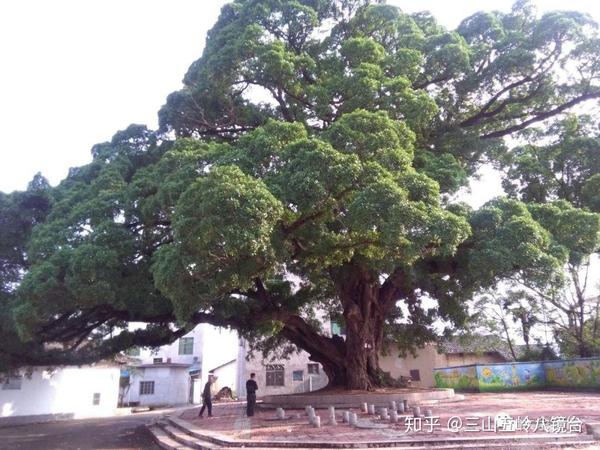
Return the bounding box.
[439,334,518,360]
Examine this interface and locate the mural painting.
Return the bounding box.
[433,365,478,390]
[545,359,600,389]
[434,357,600,392]
[477,363,545,391]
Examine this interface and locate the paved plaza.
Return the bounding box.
[175,392,600,446]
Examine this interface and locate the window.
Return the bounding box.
[153,358,163,364]
[265,364,284,386]
[330,320,346,336]
[126,347,140,357]
[139,381,155,395]
[307,363,319,375]
[409,369,421,382]
[178,337,194,355]
[92,393,101,405]
[2,375,22,390]
[292,370,304,381]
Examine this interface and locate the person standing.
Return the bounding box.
[246,373,258,417]
[198,374,215,418]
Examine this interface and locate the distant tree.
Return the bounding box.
[4,0,600,388]
[471,290,545,361]
[501,116,600,357]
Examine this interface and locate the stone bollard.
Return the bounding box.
[403,399,409,411]
[307,407,316,424]
[314,415,321,428]
[389,400,397,412]
[380,407,389,420]
[361,402,368,413]
[349,412,358,426]
[343,411,350,423]
[305,405,312,415]
[329,406,337,425]
[398,401,405,413]
[368,404,376,415]
[424,409,433,418]
[412,406,421,418]
[390,410,398,423]
[276,407,286,420]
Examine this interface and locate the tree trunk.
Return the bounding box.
[280,315,349,388]
[277,263,404,391]
[501,317,517,360]
[280,282,391,390]
[337,263,389,390]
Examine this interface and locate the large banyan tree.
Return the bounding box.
[2,0,600,389]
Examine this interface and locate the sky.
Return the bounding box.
[1,0,599,199]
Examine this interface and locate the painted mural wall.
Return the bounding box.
[434,357,600,391]
[545,359,600,389]
[433,365,479,391]
[476,362,545,391]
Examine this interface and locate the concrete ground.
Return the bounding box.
[0,413,161,450]
[179,391,600,444]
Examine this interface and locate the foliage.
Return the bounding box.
[3,0,600,386]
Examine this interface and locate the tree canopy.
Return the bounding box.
[2,0,600,388]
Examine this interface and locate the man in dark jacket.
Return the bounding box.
[246,373,258,417]
[198,374,215,418]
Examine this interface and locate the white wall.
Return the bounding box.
[135,327,203,366]
[241,344,329,397]
[0,366,120,419]
[126,366,189,406]
[200,325,239,385]
[133,324,238,377]
[212,362,237,396]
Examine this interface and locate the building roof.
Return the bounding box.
[132,362,191,369]
[439,335,513,361]
[209,359,236,372]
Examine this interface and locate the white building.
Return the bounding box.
[1,322,333,423]
[122,363,191,406]
[0,365,120,425]
[123,323,330,406]
[238,341,329,398]
[122,324,239,407]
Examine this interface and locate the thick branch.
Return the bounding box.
[480,91,600,139]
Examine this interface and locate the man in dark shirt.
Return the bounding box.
[198,374,215,418]
[246,373,258,417]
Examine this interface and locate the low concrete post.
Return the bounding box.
[390,410,398,423]
[412,406,421,418]
[314,415,321,428]
[328,406,337,425]
[398,402,405,413]
[308,407,316,424]
[389,400,397,412]
[380,407,389,420]
[361,402,368,413]
[343,411,350,423]
[368,404,376,415]
[349,412,358,426]
[403,399,409,411]
[276,407,285,420]
[424,409,433,418]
